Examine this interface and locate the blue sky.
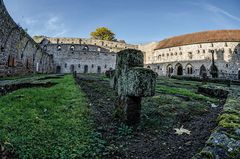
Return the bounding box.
[4,0,240,44]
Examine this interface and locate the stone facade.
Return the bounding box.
[40,38,137,74]
[1,0,240,80]
[0,0,53,77]
[143,31,240,80]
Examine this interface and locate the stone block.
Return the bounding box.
[118,67,157,97]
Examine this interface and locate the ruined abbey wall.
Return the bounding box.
[44,43,116,74]
[46,37,138,53]
[0,0,53,77]
[40,38,137,74]
[144,42,240,80]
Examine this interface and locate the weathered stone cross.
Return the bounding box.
[112,49,157,125]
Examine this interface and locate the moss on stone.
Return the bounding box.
[218,114,240,130]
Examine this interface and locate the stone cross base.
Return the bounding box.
[112,49,157,126]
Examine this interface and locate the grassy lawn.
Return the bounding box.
[0,75,106,159]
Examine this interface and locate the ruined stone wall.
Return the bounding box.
[45,44,116,74]
[145,42,240,80]
[46,37,138,53]
[0,0,53,77]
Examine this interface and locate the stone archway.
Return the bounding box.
[97,66,101,74]
[166,64,173,77]
[70,65,75,73]
[56,66,61,74]
[176,63,183,76]
[84,65,88,73]
[210,64,218,78]
[186,64,193,75]
[238,70,240,80]
[200,65,207,78]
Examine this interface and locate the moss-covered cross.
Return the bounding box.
[112,49,157,125]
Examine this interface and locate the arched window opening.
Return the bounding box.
[56,66,61,74]
[97,66,101,74]
[70,65,75,73]
[1,46,5,53]
[92,64,94,68]
[105,64,107,69]
[84,65,88,73]
[65,63,67,68]
[70,45,75,51]
[186,64,193,75]
[57,45,62,51]
[26,59,30,69]
[175,63,183,76]
[83,46,89,51]
[78,64,81,68]
[7,55,15,67]
[188,52,193,59]
[166,64,173,77]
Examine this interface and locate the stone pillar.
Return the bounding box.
[113,49,157,125]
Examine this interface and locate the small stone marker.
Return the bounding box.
[112,49,157,125]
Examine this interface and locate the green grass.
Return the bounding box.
[156,85,217,102]
[0,75,106,158]
[141,77,219,130]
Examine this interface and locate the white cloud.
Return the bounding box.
[188,2,240,28]
[203,3,240,22]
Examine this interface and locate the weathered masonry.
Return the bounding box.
[39,38,138,74]
[142,30,240,80]
[0,0,53,77]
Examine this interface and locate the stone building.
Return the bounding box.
[143,30,240,80]
[1,0,240,80]
[0,0,53,77]
[39,38,137,74]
